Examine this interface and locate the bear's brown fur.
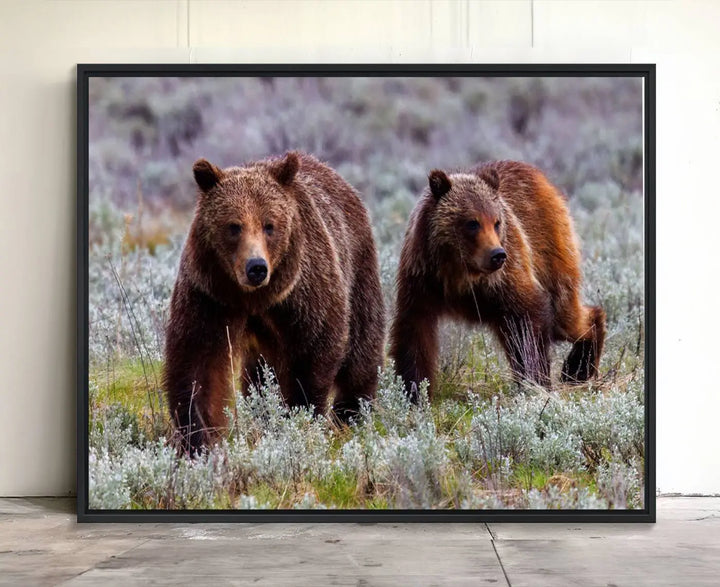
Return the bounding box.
[389,161,605,400]
[164,152,385,453]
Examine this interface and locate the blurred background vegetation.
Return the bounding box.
[89,76,642,242]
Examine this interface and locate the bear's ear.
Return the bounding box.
[193,159,223,192]
[269,151,300,186]
[479,168,500,192]
[428,169,452,200]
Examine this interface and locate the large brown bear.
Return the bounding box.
[390,161,605,400]
[164,152,385,453]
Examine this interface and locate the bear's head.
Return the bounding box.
[192,152,300,291]
[426,168,507,279]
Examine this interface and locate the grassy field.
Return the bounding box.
[87,76,645,510]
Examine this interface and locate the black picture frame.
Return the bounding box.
[77,63,655,523]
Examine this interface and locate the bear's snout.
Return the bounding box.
[245,258,269,286]
[489,248,507,271]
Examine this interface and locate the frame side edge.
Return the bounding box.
[645,64,657,523]
[76,64,90,521]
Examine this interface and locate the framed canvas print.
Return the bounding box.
[77,64,654,522]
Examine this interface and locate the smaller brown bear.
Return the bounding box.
[164,152,385,453]
[390,161,605,400]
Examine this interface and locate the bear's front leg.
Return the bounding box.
[164,285,243,455]
[272,299,346,415]
[389,279,441,402]
[280,327,345,416]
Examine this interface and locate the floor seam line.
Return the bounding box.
[485,522,497,540]
[56,538,153,585]
[491,538,512,587]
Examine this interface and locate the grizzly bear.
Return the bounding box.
[164,152,385,453]
[389,161,605,400]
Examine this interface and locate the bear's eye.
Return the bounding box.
[494,220,501,232]
[466,220,481,232]
[228,223,242,237]
[264,223,274,236]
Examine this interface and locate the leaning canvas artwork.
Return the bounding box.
[79,66,653,520]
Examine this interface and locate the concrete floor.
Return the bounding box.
[0,498,718,586]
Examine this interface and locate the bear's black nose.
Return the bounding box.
[489,248,507,270]
[245,258,268,285]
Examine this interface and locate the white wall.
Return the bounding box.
[0,0,718,496]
